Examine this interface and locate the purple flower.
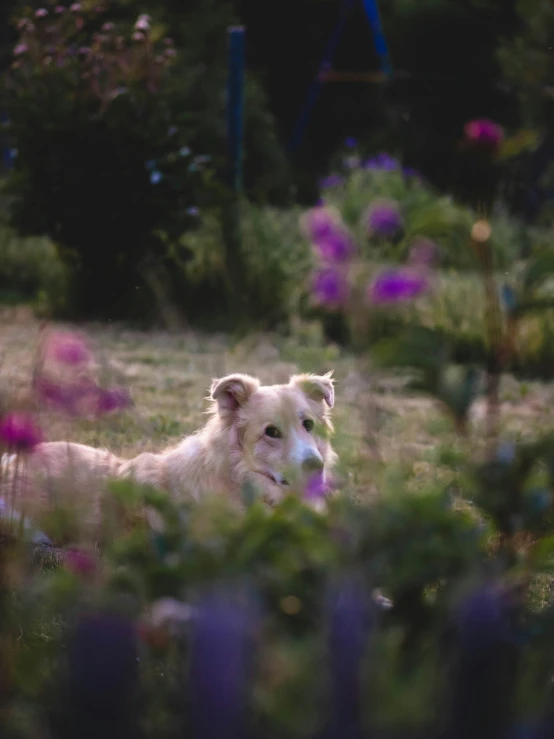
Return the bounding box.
[96,387,132,415]
[35,8,48,17]
[317,229,355,263]
[312,268,349,307]
[344,137,358,149]
[302,206,339,242]
[101,22,114,31]
[319,174,344,190]
[132,31,144,41]
[304,471,332,501]
[464,118,504,151]
[47,331,91,366]
[368,268,429,305]
[13,43,28,56]
[54,5,66,13]
[403,166,422,179]
[69,2,82,11]
[366,201,403,239]
[186,206,199,216]
[134,14,150,31]
[363,152,399,171]
[0,412,43,452]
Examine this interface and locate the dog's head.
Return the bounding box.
[210,372,337,502]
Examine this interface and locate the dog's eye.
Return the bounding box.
[303,419,314,433]
[265,425,282,439]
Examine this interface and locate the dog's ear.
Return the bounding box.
[210,373,260,414]
[290,372,334,409]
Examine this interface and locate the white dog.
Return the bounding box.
[1,372,337,540]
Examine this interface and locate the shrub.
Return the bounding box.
[3,5,213,320]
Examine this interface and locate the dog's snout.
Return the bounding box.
[302,453,324,473]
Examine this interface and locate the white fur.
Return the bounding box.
[1,373,337,542]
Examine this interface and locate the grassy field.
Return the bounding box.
[2,306,554,506]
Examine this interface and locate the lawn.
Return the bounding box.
[2,305,553,507]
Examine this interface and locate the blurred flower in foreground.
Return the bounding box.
[0,412,42,452]
[464,118,504,151]
[304,470,332,501]
[312,268,349,307]
[46,331,91,366]
[96,387,132,414]
[366,200,403,239]
[36,377,132,417]
[368,268,429,305]
[344,136,357,149]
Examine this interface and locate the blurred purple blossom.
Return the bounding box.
[69,3,82,11]
[319,174,344,190]
[0,412,43,453]
[366,201,403,239]
[134,14,151,32]
[344,136,358,149]
[46,331,91,366]
[464,118,504,151]
[304,471,332,501]
[363,152,399,171]
[368,268,429,304]
[312,268,349,307]
[13,43,28,56]
[54,5,66,12]
[302,207,354,263]
[96,387,132,415]
[101,21,114,31]
[35,8,48,17]
[132,31,144,42]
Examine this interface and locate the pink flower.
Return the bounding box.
[101,21,114,31]
[164,47,176,58]
[132,31,145,41]
[35,8,48,17]
[69,3,82,11]
[163,37,174,46]
[0,412,43,453]
[13,43,28,56]
[367,268,429,305]
[464,118,504,151]
[54,5,66,13]
[64,548,96,577]
[134,14,150,31]
[16,18,28,30]
[46,331,91,366]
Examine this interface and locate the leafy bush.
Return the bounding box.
[3,5,216,320]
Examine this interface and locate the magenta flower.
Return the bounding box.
[46,331,91,366]
[54,5,66,12]
[69,3,82,11]
[304,471,332,501]
[134,14,150,31]
[35,8,48,17]
[65,548,97,577]
[464,119,504,151]
[368,268,429,305]
[132,31,145,41]
[366,201,403,239]
[101,22,115,31]
[95,387,132,415]
[0,412,43,453]
[363,152,399,171]
[14,43,28,56]
[312,268,349,307]
[317,229,355,263]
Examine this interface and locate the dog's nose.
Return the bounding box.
[302,453,324,474]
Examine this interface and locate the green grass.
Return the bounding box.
[2,307,554,505]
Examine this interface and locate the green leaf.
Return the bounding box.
[521,252,554,295]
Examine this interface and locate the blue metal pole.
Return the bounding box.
[361,0,393,76]
[288,0,356,155]
[227,26,246,193]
